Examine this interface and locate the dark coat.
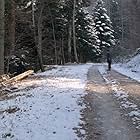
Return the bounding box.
[107,53,112,63]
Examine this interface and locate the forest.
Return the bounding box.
[0,0,140,75]
[0,0,140,139]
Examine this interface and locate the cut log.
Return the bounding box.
[3,70,34,85]
[0,74,10,83]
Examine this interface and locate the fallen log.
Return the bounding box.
[0,74,10,83]
[3,70,34,85]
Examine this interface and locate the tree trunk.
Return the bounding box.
[32,0,38,71]
[32,0,36,30]
[32,0,44,72]
[37,3,44,72]
[61,34,65,65]
[0,0,5,75]
[68,22,72,62]
[9,0,15,55]
[48,5,58,65]
[6,0,16,73]
[121,0,124,47]
[72,0,78,63]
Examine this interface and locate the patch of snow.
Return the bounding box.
[0,64,92,140]
[99,27,104,31]
[129,111,140,117]
[113,54,140,82]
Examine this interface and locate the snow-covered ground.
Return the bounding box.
[112,54,140,82]
[0,53,140,140]
[0,64,92,140]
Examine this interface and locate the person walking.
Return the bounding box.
[107,51,112,71]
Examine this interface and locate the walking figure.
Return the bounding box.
[107,51,112,71]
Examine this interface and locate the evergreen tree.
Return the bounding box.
[42,0,67,64]
[76,5,101,62]
[63,0,101,62]
[15,0,36,69]
[94,0,115,56]
[109,0,124,59]
[109,0,121,43]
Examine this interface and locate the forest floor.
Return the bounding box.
[0,64,140,140]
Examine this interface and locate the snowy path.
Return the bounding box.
[0,64,140,140]
[81,65,140,140]
[0,64,92,140]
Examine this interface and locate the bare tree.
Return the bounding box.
[0,0,5,75]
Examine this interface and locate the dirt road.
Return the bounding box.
[80,65,140,140]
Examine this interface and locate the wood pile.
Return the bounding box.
[0,70,34,87]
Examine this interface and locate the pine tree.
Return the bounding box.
[63,0,101,62]
[62,0,74,62]
[42,0,67,64]
[109,0,121,43]
[94,0,115,55]
[76,5,101,62]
